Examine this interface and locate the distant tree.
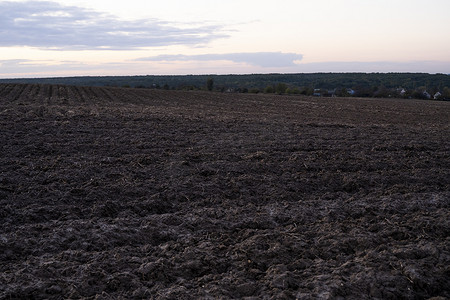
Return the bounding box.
[442,87,450,99]
[354,86,373,97]
[373,85,389,98]
[335,88,349,97]
[291,87,301,94]
[206,77,214,91]
[163,84,170,90]
[264,85,274,93]
[276,83,287,94]
[412,87,429,100]
[429,86,440,95]
[299,87,314,96]
[285,87,299,95]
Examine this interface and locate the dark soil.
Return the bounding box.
[1,83,449,299]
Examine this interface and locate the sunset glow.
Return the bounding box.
[1,0,450,78]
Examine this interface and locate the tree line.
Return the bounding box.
[2,73,449,100]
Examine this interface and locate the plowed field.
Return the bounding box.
[1,83,449,299]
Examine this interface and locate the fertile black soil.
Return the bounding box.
[1,83,449,299]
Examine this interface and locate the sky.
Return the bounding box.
[1,0,450,78]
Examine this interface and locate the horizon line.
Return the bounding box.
[1,71,449,81]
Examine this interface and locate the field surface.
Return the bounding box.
[0,84,449,299]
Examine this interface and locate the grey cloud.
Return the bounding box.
[0,1,227,50]
[136,52,304,68]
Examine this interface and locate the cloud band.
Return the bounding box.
[0,1,227,50]
[135,52,304,68]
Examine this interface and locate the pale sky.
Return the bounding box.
[1,0,450,78]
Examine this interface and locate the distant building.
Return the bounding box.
[346,89,355,96]
[328,89,336,97]
[397,88,407,96]
[313,89,321,97]
[423,91,431,99]
[434,92,442,100]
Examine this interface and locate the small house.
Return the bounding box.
[397,88,407,96]
[346,89,355,96]
[327,89,336,97]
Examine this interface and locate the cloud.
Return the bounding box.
[0,1,227,50]
[135,52,304,68]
